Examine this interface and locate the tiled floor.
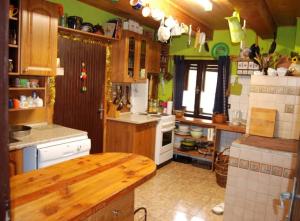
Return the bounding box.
[134,161,225,221]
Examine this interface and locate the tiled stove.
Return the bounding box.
[224,76,299,221]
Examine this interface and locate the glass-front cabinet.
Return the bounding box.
[111,31,159,83]
[128,36,135,79]
[138,38,147,80]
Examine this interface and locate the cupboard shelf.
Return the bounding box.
[58,26,120,42]
[9,107,45,112]
[9,17,18,21]
[174,133,213,142]
[9,87,46,91]
[174,148,214,162]
[8,44,18,48]
[8,72,20,76]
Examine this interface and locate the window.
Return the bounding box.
[182,60,218,118]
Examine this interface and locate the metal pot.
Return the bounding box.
[67,16,83,30]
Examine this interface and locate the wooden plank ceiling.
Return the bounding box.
[80,0,300,39]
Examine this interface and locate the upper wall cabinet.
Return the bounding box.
[147,41,161,74]
[111,31,161,83]
[21,0,58,76]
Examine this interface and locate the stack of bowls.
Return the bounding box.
[177,124,190,135]
[190,127,203,139]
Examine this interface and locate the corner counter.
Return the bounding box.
[224,135,298,221]
[11,153,156,221]
[9,124,87,151]
[106,113,159,124]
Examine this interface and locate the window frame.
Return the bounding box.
[183,60,218,119]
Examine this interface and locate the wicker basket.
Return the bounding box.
[215,148,230,188]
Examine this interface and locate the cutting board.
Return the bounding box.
[249,107,277,137]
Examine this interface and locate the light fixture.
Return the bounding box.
[196,0,213,11]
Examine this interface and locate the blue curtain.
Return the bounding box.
[173,56,185,110]
[213,56,230,117]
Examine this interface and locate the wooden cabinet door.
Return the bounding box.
[134,36,147,82]
[21,0,58,76]
[146,41,161,74]
[9,149,23,177]
[86,191,134,221]
[111,31,141,83]
[133,122,156,160]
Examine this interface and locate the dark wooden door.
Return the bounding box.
[54,36,106,153]
[0,0,10,219]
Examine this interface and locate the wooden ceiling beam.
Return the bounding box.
[79,0,213,39]
[227,0,276,39]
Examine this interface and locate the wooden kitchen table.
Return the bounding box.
[10,153,156,221]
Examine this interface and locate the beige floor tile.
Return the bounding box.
[135,162,225,221]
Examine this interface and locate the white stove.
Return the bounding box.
[151,114,176,165]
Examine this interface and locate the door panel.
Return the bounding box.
[54,36,105,153]
[1,0,10,219]
[21,0,58,76]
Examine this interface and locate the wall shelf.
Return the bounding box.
[9,107,46,112]
[58,26,120,42]
[8,44,18,48]
[9,87,46,91]
[9,17,18,21]
[8,72,20,76]
[174,148,213,162]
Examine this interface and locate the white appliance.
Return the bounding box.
[154,115,176,165]
[23,135,91,172]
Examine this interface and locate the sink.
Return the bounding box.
[9,137,20,144]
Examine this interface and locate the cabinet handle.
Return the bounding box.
[112,209,121,216]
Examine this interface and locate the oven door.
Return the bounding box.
[161,126,175,153]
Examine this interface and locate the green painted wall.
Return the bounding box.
[158,26,298,101]
[295,18,300,52]
[50,0,116,24]
[48,0,299,102]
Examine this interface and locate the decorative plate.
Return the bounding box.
[211,42,230,59]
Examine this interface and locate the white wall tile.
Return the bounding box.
[287,77,297,86]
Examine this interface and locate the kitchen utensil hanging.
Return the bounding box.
[230,76,242,96]
[225,11,245,43]
[198,32,206,52]
[268,32,277,54]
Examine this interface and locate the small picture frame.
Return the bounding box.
[247,70,254,75]
[237,69,243,75]
[253,63,260,70]
[243,70,248,75]
[237,61,243,70]
[242,62,249,69]
[248,61,254,69]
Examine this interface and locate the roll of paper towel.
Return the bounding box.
[167,101,173,115]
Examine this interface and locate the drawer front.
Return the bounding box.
[85,191,134,221]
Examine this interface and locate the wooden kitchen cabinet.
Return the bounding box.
[111,31,140,83]
[9,149,23,177]
[146,41,161,74]
[106,120,156,160]
[86,191,134,221]
[21,0,58,76]
[111,31,161,83]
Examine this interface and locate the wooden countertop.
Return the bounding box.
[10,153,156,221]
[236,135,299,153]
[176,116,246,133]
